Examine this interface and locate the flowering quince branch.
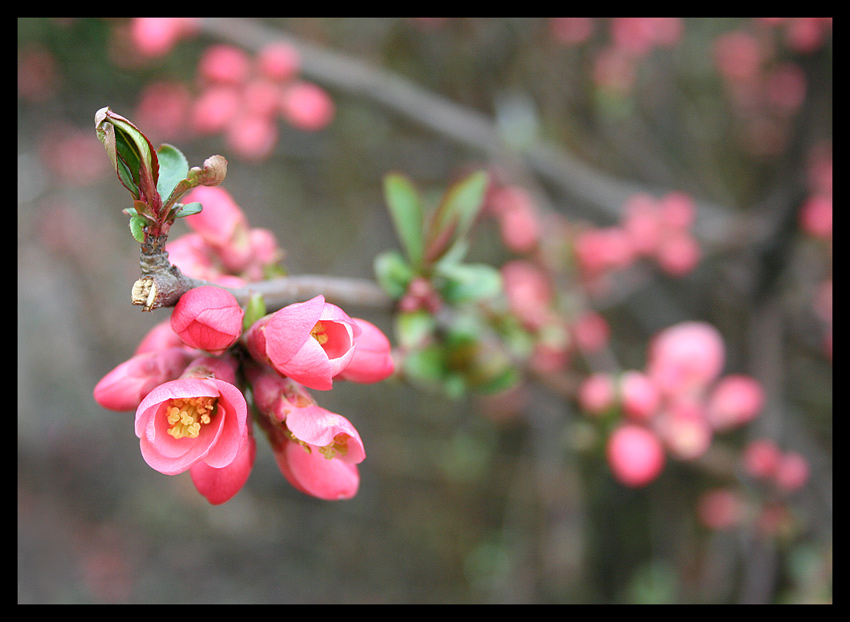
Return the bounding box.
[94,108,397,504]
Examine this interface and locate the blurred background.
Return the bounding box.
[18,18,831,603]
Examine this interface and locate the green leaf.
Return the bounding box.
[426,170,489,261]
[129,214,147,243]
[94,107,160,210]
[172,202,203,219]
[437,262,502,304]
[374,250,414,299]
[394,310,436,350]
[383,173,425,267]
[156,144,189,207]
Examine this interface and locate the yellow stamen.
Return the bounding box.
[318,433,350,460]
[311,321,329,345]
[166,396,216,439]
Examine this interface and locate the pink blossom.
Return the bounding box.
[706,375,765,431]
[94,347,195,412]
[134,320,190,355]
[336,318,395,384]
[190,432,256,504]
[134,371,249,476]
[742,438,782,479]
[182,186,249,250]
[572,311,610,353]
[647,322,725,398]
[655,231,701,276]
[245,295,359,390]
[129,18,198,58]
[191,85,242,134]
[286,405,366,465]
[274,436,360,500]
[578,373,615,416]
[171,286,244,355]
[799,193,832,239]
[197,44,252,85]
[656,400,712,460]
[606,424,665,487]
[774,451,810,492]
[280,81,335,130]
[501,259,553,330]
[257,42,301,82]
[619,370,660,422]
[247,363,315,422]
[225,112,279,161]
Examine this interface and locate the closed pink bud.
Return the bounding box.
[774,451,809,491]
[337,318,394,384]
[171,286,244,355]
[578,373,615,415]
[135,376,248,476]
[94,347,195,412]
[182,186,249,249]
[742,439,782,479]
[245,295,358,390]
[607,424,665,487]
[134,320,190,355]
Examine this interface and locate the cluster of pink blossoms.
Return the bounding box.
[94,189,394,504]
[578,321,773,487]
[129,18,334,161]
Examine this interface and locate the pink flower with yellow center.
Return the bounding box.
[245,295,359,390]
[134,374,248,476]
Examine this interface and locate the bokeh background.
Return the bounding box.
[18,18,831,603]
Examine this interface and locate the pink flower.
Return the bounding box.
[257,42,301,82]
[170,286,244,355]
[247,363,315,422]
[774,451,810,492]
[619,370,660,422]
[336,318,394,384]
[182,186,249,251]
[245,295,359,390]
[280,81,335,131]
[94,347,195,412]
[286,405,366,464]
[272,405,365,501]
[647,322,725,398]
[706,375,765,431]
[274,437,361,500]
[578,373,615,416]
[134,369,249,476]
[606,424,665,487]
[742,439,782,479]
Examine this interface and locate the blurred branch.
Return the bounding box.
[198,18,733,243]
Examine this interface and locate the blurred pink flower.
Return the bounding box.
[647,322,725,398]
[706,374,765,431]
[606,424,665,487]
[280,81,335,130]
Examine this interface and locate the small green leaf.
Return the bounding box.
[129,214,147,243]
[383,173,425,267]
[426,170,489,261]
[437,262,502,304]
[394,309,436,350]
[156,144,189,207]
[172,202,203,219]
[374,250,414,299]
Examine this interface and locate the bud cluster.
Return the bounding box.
[95,190,394,504]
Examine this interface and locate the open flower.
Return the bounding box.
[134,367,248,476]
[245,295,359,390]
[170,286,244,355]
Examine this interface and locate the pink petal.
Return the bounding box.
[265,295,325,365]
[277,337,334,390]
[275,440,360,500]
[190,434,256,504]
[285,406,365,464]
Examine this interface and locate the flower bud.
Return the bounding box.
[170,286,244,355]
[336,318,394,384]
[94,347,195,411]
[606,424,665,487]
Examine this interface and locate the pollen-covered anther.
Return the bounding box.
[318,433,351,460]
[166,396,216,439]
[310,321,329,345]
